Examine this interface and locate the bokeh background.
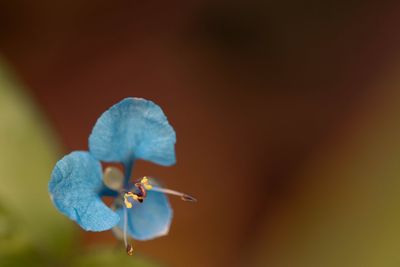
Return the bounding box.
[1,1,400,266]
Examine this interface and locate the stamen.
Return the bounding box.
[124,192,143,208]
[135,183,147,198]
[150,186,197,202]
[181,194,198,202]
[124,197,132,208]
[126,244,134,256]
[123,206,134,256]
[123,206,128,246]
[140,176,153,190]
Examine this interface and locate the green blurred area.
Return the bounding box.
[0,59,75,263]
[0,60,158,267]
[73,247,161,267]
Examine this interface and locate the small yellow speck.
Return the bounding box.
[124,192,139,208]
[141,176,153,190]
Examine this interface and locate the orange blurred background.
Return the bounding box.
[1,1,400,266]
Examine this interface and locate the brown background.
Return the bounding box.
[1,1,400,266]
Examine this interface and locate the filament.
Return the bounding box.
[123,206,128,247]
[151,186,197,202]
[123,206,134,256]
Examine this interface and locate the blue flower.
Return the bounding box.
[49,98,195,254]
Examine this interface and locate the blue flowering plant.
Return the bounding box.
[49,98,196,255]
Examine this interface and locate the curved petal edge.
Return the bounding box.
[116,190,173,241]
[49,151,120,231]
[88,97,176,166]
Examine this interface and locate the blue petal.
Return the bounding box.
[116,191,173,241]
[89,98,176,166]
[49,151,120,231]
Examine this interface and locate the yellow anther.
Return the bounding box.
[141,176,153,190]
[124,192,139,208]
[124,198,132,209]
[144,184,153,190]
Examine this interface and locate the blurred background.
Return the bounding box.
[1,0,400,266]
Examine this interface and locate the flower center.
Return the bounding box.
[102,169,197,256]
[123,177,152,208]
